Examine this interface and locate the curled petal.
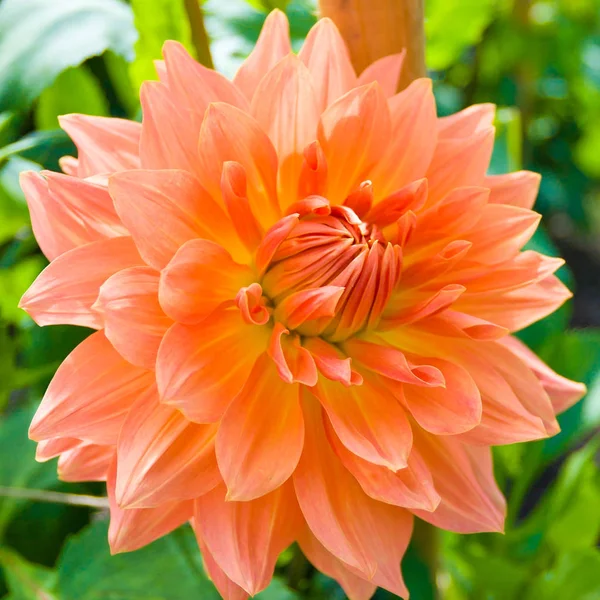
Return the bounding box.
[235,283,271,326]
[303,336,362,386]
[268,323,318,386]
[274,286,344,330]
[297,141,328,199]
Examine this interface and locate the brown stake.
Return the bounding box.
[318,0,426,90]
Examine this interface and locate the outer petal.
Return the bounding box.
[294,395,412,597]
[298,18,357,111]
[193,483,300,595]
[59,115,141,177]
[96,266,172,370]
[369,79,438,199]
[20,171,126,261]
[438,104,495,138]
[57,442,113,482]
[356,52,405,97]
[35,437,81,462]
[412,430,506,533]
[29,331,154,445]
[19,236,143,329]
[485,171,541,209]
[216,354,304,501]
[197,103,281,228]
[456,274,572,332]
[327,419,440,511]
[196,534,249,600]
[109,168,243,269]
[251,55,320,208]
[313,374,412,471]
[116,386,220,508]
[426,128,495,205]
[107,460,192,554]
[298,529,376,600]
[139,81,199,173]
[500,336,586,413]
[233,10,291,101]
[156,309,269,423]
[318,84,391,205]
[159,239,254,325]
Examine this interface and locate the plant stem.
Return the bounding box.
[0,486,109,509]
[412,519,440,598]
[317,0,426,90]
[184,0,214,68]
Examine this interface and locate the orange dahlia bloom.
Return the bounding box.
[20,11,585,600]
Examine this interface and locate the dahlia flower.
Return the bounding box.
[20,10,585,600]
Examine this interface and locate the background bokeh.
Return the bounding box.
[0,0,599,598]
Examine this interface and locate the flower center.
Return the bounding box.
[261,202,402,342]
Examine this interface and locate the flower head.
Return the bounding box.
[20,11,585,600]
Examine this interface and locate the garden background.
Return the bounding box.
[0,0,599,598]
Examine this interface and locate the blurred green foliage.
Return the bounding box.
[0,0,598,598]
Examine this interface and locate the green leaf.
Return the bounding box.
[0,0,137,112]
[426,0,498,70]
[524,549,600,600]
[244,0,292,12]
[56,521,219,600]
[0,547,58,600]
[0,130,75,172]
[256,579,299,599]
[0,257,45,325]
[35,66,109,131]
[0,406,59,535]
[129,0,195,91]
[0,157,37,245]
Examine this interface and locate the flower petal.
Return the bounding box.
[312,374,412,470]
[485,170,541,209]
[500,336,586,414]
[438,104,495,138]
[403,357,482,435]
[197,103,281,228]
[298,18,357,111]
[96,266,172,369]
[59,115,141,177]
[268,323,319,386]
[298,528,377,600]
[157,310,269,423]
[251,54,320,208]
[216,353,304,501]
[356,52,405,97]
[19,236,143,328]
[426,128,495,205]
[58,443,113,482]
[107,460,192,554]
[116,386,220,508]
[29,331,154,445]
[233,9,291,101]
[159,239,253,325]
[412,430,506,533]
[318,84,391,205]
[193,483,300,595]
[369,79,437,199]
[196,534,249,600]
[109,168,242,269]
[327,419,440,511]
[294,395,412,596]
